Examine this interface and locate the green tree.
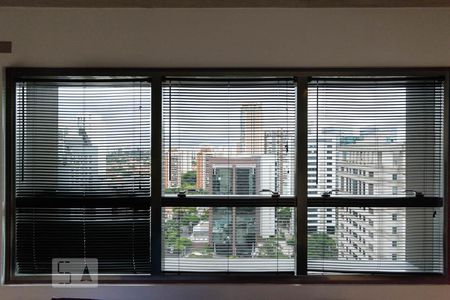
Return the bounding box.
[164,187,183,194]
[181,170,197,189]
[257,237,288,258]
[308,233,338,259]
[174,207,200,229]
[175,237,192,252]
[164,207,201,255]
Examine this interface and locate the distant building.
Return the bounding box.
[204,156,279,256]
[335,129,406,261]
[337,131,405,196]
[308,207,336,235]
[163,148,196,190]
[264,129,293,195]
[195,147,212,191]
[191,220,210,244]
[59,116,98,193]
[336,207,405,262]
[307,129,338,234]
[240,104,263,154]
[205,156,259,195]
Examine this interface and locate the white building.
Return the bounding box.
[335,130,406,261]
[59,116,99,192]
[307,133,337,234]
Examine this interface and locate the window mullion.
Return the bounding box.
[296,77,309,275]
[444,72,449,277]
[5,71,17,283]
[151,75,162,275]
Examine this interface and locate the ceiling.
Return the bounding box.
[1,0,450,8]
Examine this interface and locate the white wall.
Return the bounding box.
[1,7,450,300]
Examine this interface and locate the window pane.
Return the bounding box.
[307,207,443,273]
[162,207,295,272]
[307,78,443,198]
[162,79,296,196]
[14,79,152,276]
[16,81,151,198]
[16,207,151,274]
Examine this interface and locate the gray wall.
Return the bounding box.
[1,7,450,300]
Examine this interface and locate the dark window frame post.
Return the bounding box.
[296,77,308,275]
[151,75,163,275]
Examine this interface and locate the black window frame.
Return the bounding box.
[4,67,449,284]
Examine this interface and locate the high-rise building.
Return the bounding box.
[337,131,405,197]
[264,129,293,194]
[240,104,263,154]
[59,116,98,192]
[335,129,406,261]
[195,147,212,191]
[205,156,259,195]
[307,131,337,234]
[336,207,405,261]
[204,156,280,256]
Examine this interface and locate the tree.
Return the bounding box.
[164,187,182,194]
[181,170,197,189]
[175,237,192,253]
[308,233,338,259]
[164,170,211,195]
[257,237,288,258]
[164,207,200,255]
[174,207,200,229]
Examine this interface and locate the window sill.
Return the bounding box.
[6,272,448,285]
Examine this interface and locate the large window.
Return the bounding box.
[5,69,447,283]
[11,78,152,277]
[306,77,444,273]
[161,79,296,272]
